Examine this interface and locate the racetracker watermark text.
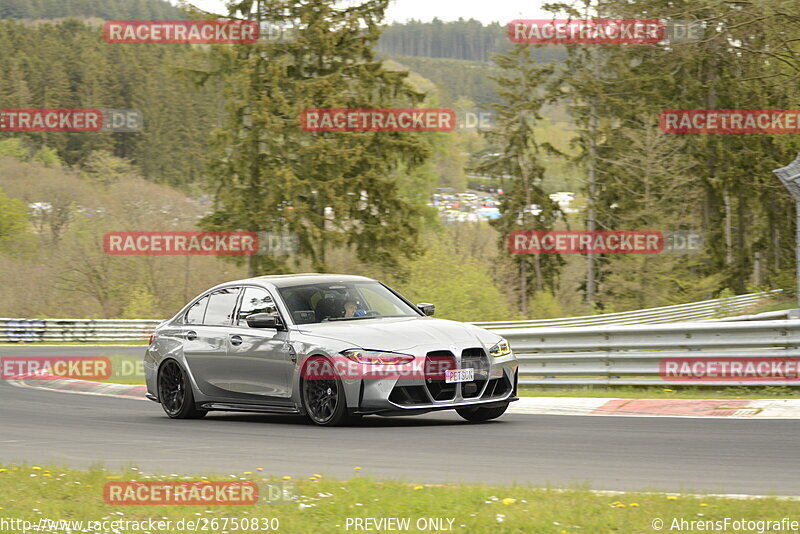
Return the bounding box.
[103,480,294,505]
[104,21,258,44]
[302,355,459,381]
[0,109,143,133]
[103,231,298,256]
[661,109,800,133]
[660,357,800,380]
[508,230,703,255]
[300,109,456,133]
[508,19,702,44]
[1,357,111,381]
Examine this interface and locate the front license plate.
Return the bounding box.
[445,368,474,383]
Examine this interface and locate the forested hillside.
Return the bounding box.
[380,56,500,106]
[0,0,182,19]
[0,19,218,189]
[377,19,567,64]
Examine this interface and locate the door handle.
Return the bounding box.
[230,335,243,346]
[185,330,197,341]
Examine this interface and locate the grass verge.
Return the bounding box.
[0,464,798,534]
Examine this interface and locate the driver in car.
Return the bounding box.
[343,299,366,318]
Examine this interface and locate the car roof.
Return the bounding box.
[217,273,377,289]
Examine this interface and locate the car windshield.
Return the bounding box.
[277,281,420,324]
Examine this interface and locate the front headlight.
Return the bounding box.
[342,349,414,365]
[489,339,512,358]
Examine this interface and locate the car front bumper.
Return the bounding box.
[352,353,518,414]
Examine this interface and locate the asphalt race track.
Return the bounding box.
[1,346,799,495]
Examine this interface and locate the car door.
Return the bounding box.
[181,287,240,398]
[223,286,293,399]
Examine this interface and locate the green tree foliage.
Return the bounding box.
[120,287,161,319]
[544,0,800,307]
[383,56,501,106]
[0,19,218,189]
[0,186,30,254]
[0,138,28,160]
[377,19,567,64]
[202,0,431,276]
[0,0,183,20]
[528,290,564,319]
[393,234,516,322]
[81,150,138,187]
[478,44,564,314]
[32,146,61,167]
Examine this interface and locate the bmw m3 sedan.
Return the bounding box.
[145,274,518,426]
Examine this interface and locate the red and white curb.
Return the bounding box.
[7,371,146,400]
[8,373,800,418]
[509,396,800,418]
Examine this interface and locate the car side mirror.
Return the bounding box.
[417,303,435,316]
[245,313,282,329]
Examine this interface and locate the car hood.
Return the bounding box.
[294,316,500,352]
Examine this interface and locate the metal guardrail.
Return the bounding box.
[0,318,161,343]
[472,290,783,328]
[479,320,800,386]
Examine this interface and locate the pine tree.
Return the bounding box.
[200,0,431,276]
[478,43,564,315]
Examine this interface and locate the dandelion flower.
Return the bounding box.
[414,485,424,491]
[667,496,678,501]
[502,498,516,505]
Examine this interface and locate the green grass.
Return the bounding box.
[0,464,797,534]
[741,294,797,315]
[519,385,800,399]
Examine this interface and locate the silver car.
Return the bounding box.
[145,274,518,426]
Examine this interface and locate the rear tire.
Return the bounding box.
[456,402,509,422]
[157,359,207,419]
[301,357,359,426]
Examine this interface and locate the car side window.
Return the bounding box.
[237,287,279,326]
[203,287,240,326]
[185,295,209,325]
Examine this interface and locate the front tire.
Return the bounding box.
[301,357,358,426]
[456,402,509,422]
[157,359,207,419]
